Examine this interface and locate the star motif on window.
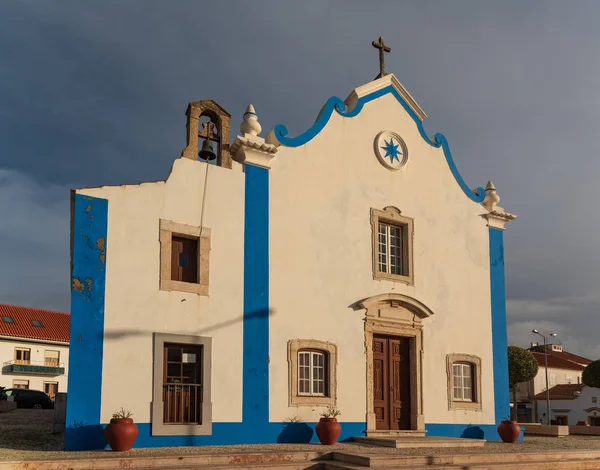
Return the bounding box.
[380,138,402,163]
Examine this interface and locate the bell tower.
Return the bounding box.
[180,99,232,169]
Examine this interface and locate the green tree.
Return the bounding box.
[508,346,539,421]
[582,360,600,388]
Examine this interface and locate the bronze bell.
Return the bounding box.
[198,139,216,161]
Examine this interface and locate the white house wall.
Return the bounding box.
[269,92,495,425]
[536,387,600,425]
[76,158,245,424]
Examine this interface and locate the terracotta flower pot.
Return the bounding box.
[315,417,341,445]
[104,418,138,451]
[497,420,521,443]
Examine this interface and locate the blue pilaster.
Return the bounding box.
[65,194,109,450]
[489,227,510,424]
[242,164,270,425]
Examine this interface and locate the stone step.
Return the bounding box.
[329,451,600,468]
[325,461,600,470]
[0,451,328,470]
[365,430,426,438]
[352,436,486,449]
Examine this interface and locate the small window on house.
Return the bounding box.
[2,316,13,323]
[453,363,474,402]
[593,397,598,404]
[371,207,413,284]
[44,350,60,367]
[13,379,29,389]
[159,220,210,296]
[550,374,557,385]
[14,348,30,365]
[447,354,482,411]
[298,350,327,396]
[32,320,43,327]
[288,339,338,407]
[171,236,198,284]
[567,375,573,384]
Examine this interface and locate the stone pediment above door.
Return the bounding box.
[358,293,434,325]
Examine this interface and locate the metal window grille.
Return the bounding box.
[298,350,326,396]
[378,222,404,275]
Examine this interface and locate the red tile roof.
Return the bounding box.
[0,304,69,343]
[530,352,586,371]
[534,383,585,400]
[529,345,592,366]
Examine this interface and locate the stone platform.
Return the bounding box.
[3,450,600,469]
[353,435,486,449]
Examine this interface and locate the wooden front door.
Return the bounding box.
[373,335,411,430]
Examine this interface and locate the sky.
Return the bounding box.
[1,1,599,357]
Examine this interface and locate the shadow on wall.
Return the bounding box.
[461,425,485,439]
[65,423,106,451]
[277,422,314,444]
[103,308,276,340]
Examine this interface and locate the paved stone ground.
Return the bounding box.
[2,409,600,461]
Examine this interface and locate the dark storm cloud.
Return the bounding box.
[1,1,599,356]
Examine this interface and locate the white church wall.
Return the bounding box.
[76,157,245,424]
[269,91,495,425]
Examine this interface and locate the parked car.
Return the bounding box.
[2,389,53,409]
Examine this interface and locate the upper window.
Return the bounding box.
[298,350,327,396]
[550,374,557,385]
[44,350,60,367]
[371,207,413,285]
[288,339,337,407]
[171,236,198,284]
[159,219,210,296]
[14,348,30,365]
[2,316,13,323]
[446,354,482,411]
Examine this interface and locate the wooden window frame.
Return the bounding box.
[14,347,31,365]
[151,333,212,436]
[371,207,414,285]
[297,350,327,397]
[44,381,58,399]
[446,354,483,411]
[288,339,337,407]
[159,219,210,296]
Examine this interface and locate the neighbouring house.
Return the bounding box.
[66,69,516,450]
[533,384,600,426]
[513,343,591,423]
[0,304,70,399]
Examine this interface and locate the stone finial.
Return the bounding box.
[240,105,262,137]
[482,181,500,211]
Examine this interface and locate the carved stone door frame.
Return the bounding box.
[359,293,434,433]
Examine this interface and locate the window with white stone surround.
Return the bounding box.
[447,354,482,411]
[371,207,414,285]
[288,339,337,407]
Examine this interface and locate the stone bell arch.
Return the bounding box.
[181,99,232,169]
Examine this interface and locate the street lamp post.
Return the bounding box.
[532,329,557,425]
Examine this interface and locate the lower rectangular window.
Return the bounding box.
[163,343,203,424]
[13,379,29,389]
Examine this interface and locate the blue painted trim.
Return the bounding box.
[426,423,522,442]
[489,227,511,425]
[65,422,367,450]
[273,85,484,202]
[65,194,108,451]
[244,111,258,117]
[243,164,270,424]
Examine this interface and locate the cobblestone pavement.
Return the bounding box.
[1,409,600,461]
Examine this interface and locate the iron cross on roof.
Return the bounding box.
[372,36,392,79]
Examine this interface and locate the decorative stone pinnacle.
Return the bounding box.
[483,180,500,211]
[240,104,262,137]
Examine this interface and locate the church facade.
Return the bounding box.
[65,72,515,450]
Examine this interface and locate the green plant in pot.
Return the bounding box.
[315,406,341,445]
[104,408,138,451]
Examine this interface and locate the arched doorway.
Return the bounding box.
[358,293,434,434]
